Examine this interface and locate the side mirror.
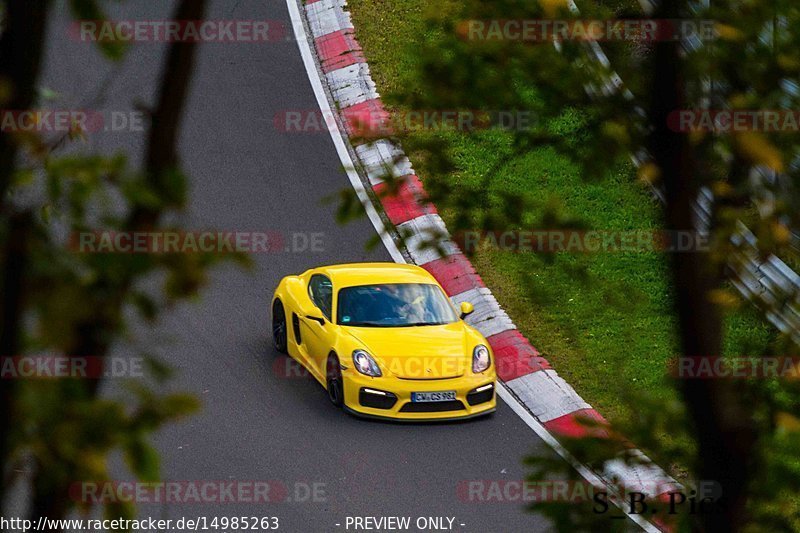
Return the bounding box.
[459,301,474,319]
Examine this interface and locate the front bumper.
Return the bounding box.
[341,369,496,421]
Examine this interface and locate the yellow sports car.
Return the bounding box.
[271,262,496,421]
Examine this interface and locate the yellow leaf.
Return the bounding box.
[688,129,707,145]
[777,54,800,71]
[715,23,744,41]
[602,120,629,144]
[711,181,735,197]
[707,288,739,309]
[772,221,791,245]
[0,78,11,104]
[729,94,748,108]
[539,0,569,17]
[708,289,739,309]
[81,452,108,477]
[637,162,660,185]
[735,132,784,172]
[776,412,800,432]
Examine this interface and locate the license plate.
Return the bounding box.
[411,391,456,402]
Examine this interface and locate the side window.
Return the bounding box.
[308,274,333,321]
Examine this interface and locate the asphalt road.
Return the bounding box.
[34,1,577,531]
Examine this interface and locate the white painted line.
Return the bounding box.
[287,0,403,264]
[287,0,661,529]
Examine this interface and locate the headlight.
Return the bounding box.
[472,345,491,373]
[352,349,382,377]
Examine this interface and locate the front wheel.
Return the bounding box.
[326,354,344,408]
[272,299,288,354]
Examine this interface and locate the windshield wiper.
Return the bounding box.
[397,321,448,327]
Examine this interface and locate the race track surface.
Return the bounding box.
[36,1,577,531]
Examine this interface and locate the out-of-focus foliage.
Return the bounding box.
[355,0,800,531]
[1,0,244,526]
[68,0,126,60]
[390,0,800,267]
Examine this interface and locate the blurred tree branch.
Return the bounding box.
[0,0,49,512]
[26,0,208,524]
[361,0,800,530]
[647,2,756,530]
[0,0,238,529]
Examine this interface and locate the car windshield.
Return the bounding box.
[337,283,459,327]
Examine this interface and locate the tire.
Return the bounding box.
[272,299,288,354]
[326,353,344,408]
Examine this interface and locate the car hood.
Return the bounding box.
[345,322,470,379]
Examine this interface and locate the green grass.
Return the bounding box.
[347,0,776,451]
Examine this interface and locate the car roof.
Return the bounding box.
[310,262,439,288]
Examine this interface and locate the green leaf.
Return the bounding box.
[124,437,161,483]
